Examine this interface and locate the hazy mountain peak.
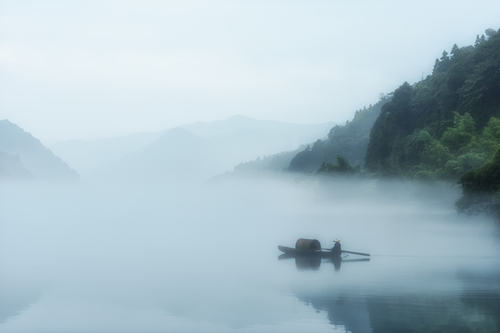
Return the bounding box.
[0,119,15,125]
[0,119,40,150]
[226,114,255,122]
[0,119,78,180]
[159,126,197,138]
[150,127,203,148]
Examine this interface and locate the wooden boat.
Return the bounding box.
[278,239,369,258]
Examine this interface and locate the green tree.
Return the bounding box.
[485,28,497,39]
[441,113,476,153]
[478,117,500,156]
[317,156,358,174]
[461,149,500,193]
[420,139,450,170]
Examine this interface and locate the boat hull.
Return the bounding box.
[278,245,338,257]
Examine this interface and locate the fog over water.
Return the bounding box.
[1,176,499,332]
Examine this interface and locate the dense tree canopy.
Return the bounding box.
[366,28,500,179]
[460,149,500,193]
[317,156,359,174]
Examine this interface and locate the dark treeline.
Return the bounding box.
[289,97,390,173]
[366,28,500,180]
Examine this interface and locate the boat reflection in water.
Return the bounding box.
[278,253,369,271]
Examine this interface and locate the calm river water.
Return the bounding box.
[1,176,499,332]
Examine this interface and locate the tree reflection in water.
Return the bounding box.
[280,256,500,333]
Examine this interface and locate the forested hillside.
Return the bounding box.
[289,97,389,173]
[365,28,500,179]
[233,150,298,174]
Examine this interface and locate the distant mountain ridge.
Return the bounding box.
[0,120,78,180]
[53,116,333,180]
[52,131,161,177]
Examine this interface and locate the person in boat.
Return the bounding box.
[331,240,341,256]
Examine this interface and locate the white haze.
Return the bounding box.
[1,176,499,332]
[1,0,500,141]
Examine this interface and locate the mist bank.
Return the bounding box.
[0,175,499,332]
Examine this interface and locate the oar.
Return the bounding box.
[341,250,370,257]
[342,258,370,263]
[321,248,370,257]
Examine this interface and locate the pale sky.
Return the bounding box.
[1,0,500,142]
